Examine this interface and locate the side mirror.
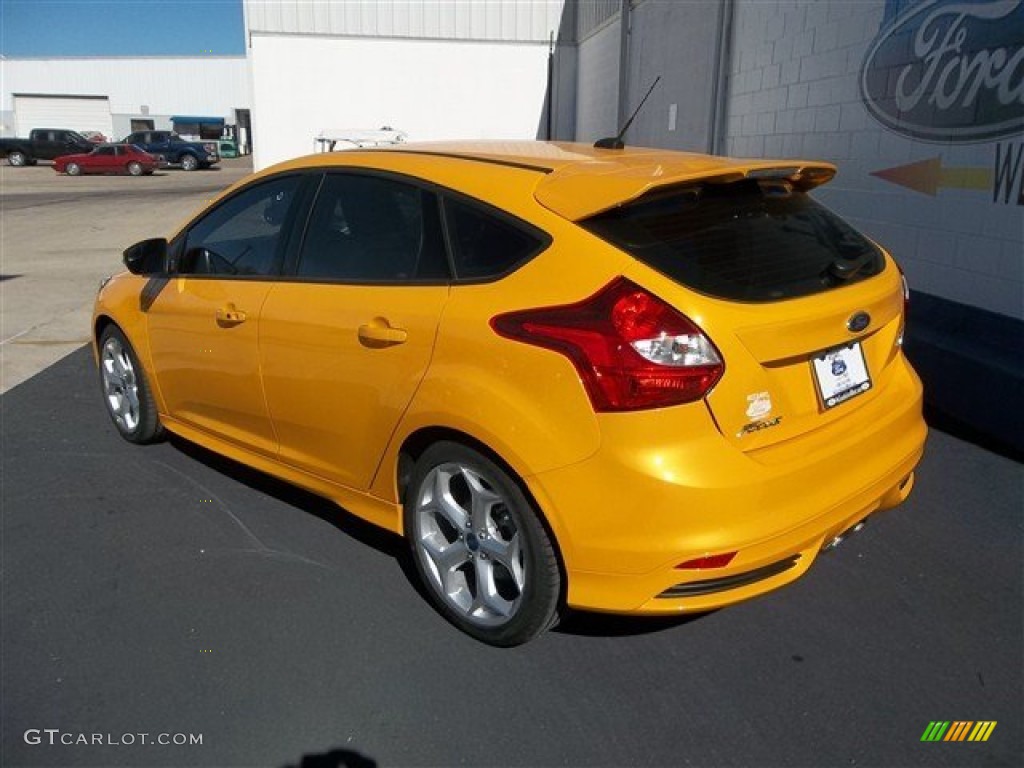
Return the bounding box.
[123,237,168,275]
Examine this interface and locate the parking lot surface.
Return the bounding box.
[0,159,253,393]
[2,158,1021,768]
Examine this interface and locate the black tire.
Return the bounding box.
[97,325,164,444]
[126,161,143,176]
[66,162,81,176]
[8,151,27,167]
[404,441,561,646]
[180,154,198,171]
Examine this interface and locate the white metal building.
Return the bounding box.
[0,56,250,143]
[244,0,566,169]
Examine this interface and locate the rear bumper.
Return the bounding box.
[526,355,926,614]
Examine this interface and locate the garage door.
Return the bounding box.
[14,95,114,139]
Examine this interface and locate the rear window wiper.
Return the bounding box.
[825,251,875,281]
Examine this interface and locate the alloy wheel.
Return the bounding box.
[413,462,527,627]
[100,335,140,432]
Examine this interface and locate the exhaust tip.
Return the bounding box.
[821,518,868,553]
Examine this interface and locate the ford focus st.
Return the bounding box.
[92,142,926,646]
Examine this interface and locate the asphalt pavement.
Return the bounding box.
[1,347,1021,767]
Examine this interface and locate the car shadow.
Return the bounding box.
[281,747,377,768]
[168,435,406,560]
[555,608,711,638]
[168,433,714,641]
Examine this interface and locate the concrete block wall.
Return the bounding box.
[574,16,622,142]
[725,0,1023,319]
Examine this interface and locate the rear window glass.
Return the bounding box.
[581,179,884,302]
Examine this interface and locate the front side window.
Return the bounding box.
[180,176,302,277]
[94,146,115,156]
[296,173,448,282]
[582,179,884,302]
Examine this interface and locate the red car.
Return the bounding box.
[53,144,162,176]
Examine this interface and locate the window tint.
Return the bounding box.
[95,147,115,156]
[296,174,448,282]
[581,179,884,302]
[444,198,546,280]
[181,176,301,277]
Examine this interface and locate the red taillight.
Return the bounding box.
[676,552,737,570]
[491,278,724,411]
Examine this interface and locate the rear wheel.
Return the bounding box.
[66,162,81,176]
[180,154,198,171]
[405,442,561,646]
[98,325,164,444]
[127,161,143,176]
[8,151,27,167]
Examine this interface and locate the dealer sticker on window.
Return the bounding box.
[812,342,872,409]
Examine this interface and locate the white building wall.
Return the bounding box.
[249,33,551,169]
[246,0,563,41]
[725,0,1023,319]
[0,57,250,138]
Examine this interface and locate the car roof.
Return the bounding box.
[266,140,838,221]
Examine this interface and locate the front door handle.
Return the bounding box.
[358,319,408,347]
[216,304,247,325]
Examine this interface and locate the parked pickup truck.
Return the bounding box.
[0,128,95,166]
[122,130,219,171]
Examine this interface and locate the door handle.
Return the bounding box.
[216,304,247,325]
[358,319,408,347]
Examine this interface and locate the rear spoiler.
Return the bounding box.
[534,158,837,221]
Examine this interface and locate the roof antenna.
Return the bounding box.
[594,75,661,150]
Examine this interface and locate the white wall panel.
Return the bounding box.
[0,57,249,119]
[249,33,550,169]
[244,0,564,42]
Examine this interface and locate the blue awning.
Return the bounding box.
[171,116,225,125]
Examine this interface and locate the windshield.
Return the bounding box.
[581,179,884,302]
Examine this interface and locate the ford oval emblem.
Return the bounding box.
[847,312,871,333]
[860,0,1024,143]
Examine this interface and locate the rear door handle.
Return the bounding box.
[216,304,247,325]
[358,319,408,347]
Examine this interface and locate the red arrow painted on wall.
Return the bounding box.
[870,156,993,196]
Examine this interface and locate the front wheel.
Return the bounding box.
[65,162,81,176]
[98,325,164,444]
[180,154,198,171]
[405,442,561,646]
[126,161,143,176]
[8,151,27,167]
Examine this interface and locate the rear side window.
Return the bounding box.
[296,173,448,282]
[443,198,547,280]
[582,179,884,302]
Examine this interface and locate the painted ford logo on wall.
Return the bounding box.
[861,0,1024,143]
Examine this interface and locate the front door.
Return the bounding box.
[145,174,305,455]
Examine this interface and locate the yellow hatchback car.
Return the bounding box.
[93,141,926,645]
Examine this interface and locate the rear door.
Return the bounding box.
[259,171,450,490]
[585,177,905,451]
